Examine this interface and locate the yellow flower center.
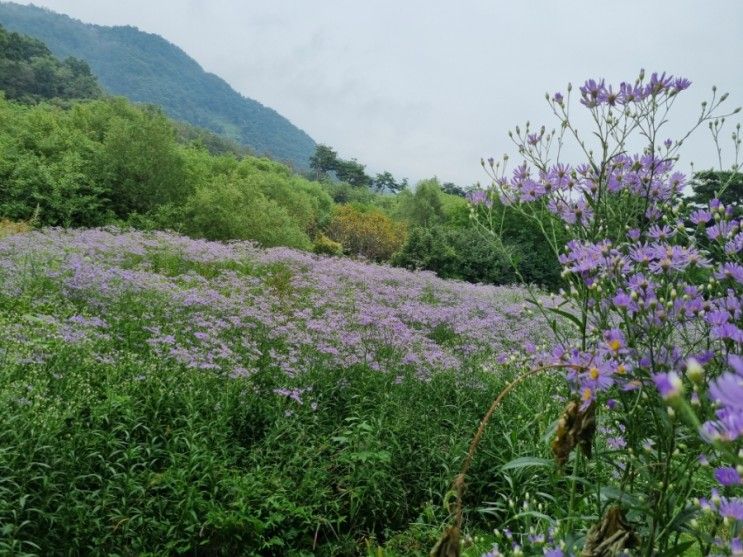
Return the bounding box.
[617,364,626,374]
[582,387,593,401]
[589,367,600,380]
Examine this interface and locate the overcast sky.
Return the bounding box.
[12,0,743,185]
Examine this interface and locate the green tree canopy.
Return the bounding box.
[688,169,742,210]
[309,144,338,180]
[0,24,100,103]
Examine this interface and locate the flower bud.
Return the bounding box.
[686,358,704,384]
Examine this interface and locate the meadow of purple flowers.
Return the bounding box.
[0,226,549,387]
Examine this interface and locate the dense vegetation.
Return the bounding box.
[0,1,316,170]
[0,23,99,103]
[0,14,742,556]
[0,64,562,290]
[0,228,560,555]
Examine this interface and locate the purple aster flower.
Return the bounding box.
[715,467,742,486]
[709,376,743,410]
[720,499,743,520]
[712,323,743,343]
[619,81,646,103]
[653,371,683,399]
[726,232,743,255]
[648,224,676,241]
[715,263,743,284]
[690,209,712,225]
[646,71,674,96]
[467,190,493,208]
[607,436,627,449]
[730,355,743,376]
[674,77,692,91]
[580,78,606,107]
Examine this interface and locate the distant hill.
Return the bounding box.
[0,2,316,170]
[0,23,99,102]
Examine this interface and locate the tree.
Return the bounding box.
[0,24,100,103]
[688,169,742,211]
[309,144,338,180]
[373,171,397,192]
[441,181,466,197]
[334,158,371,188]
[396,178,446,227]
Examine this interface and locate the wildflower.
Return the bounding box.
[653,372,683,400]
[715,263,743,284]
[690,209,712,225]
[720,499,743,520]
[715,467,742,486]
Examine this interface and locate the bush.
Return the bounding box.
[183,174,312,249]
[325,204,406,261]
[312,233,343,256]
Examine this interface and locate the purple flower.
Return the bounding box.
[720,499,743,520]
[715,467,742,486]
[690,209,712,225]
[467,189,493,208]
[716,263,743,284]
[580,78,606,107]
[674,77,692,91]
[648,224,676,241]
[653,372,683,399]
[646,71,674,96]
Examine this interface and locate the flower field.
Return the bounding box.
[0,227,558,555]
[1,227,546,381]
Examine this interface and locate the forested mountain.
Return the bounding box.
[0,2,316,170]
[0,23,99,102]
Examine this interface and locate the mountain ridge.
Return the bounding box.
[0,2,316,170]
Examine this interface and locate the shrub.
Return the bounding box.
[326,204,406,261]
[183,174,312,249]
[0,218,31,238]
[313,233,343,256]
[392,225,519,285]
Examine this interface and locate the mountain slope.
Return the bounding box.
[0,23,100,102]
[0,2,316,170]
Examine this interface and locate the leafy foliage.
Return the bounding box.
[0,23,99,103]
[0,2,316,169]
[0,228,559,555]
[392,225,518,285]
[183,174,312,249]
[326,204,407,261]
[689,169,743,212]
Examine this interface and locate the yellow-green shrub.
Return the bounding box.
[325,205,406,261]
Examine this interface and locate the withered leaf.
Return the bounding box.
[581,505,638,556]
[551,399,596,467]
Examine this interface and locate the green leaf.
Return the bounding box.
[598,485,643,508]
[656,541,695,557]
[524,298,582,328]
[500,457,552,471]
